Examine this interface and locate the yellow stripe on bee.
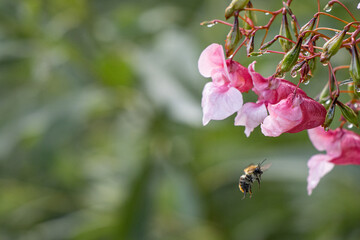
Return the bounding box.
[244,165,257,174]
[239,184,244,193]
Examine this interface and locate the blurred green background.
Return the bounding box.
[0,0,360,239]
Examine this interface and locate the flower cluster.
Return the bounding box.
[198,0,360,195]
[199,44,326,137]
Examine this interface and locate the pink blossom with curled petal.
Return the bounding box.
[198,44,253,125]
[261,94,303,137]
[261,93,326,137]
[307,127,360,195]
[248,61,307,104]
[234,102,268,137]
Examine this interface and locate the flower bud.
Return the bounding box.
[299,17,317,39]
[279,14,293,52]
[347,84,360,99]
[320,28,348,64]
[319,75,335,105]
[336,101,359,127]
[244,1,257,30]
[260,38,277,50]
[300,62,310,82]
[349,45,360,91]
[308,57,316,76]
[276,36,303,76]
[291,20,298,38]
[225,16,242,57]
[246,35,254,56]
[225,0,250,19]
[323,101,336,128]
[290,60,306,77]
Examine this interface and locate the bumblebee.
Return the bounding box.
[239,159,271,199]
[243,159,271,188]
[238,174,254,199]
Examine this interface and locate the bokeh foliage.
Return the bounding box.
[0,0,359,239]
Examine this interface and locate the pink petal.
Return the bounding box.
[202,82,243,125]
[261,94,303,137]
[248,61,269,92]
[198,44,227,78]
[307,154,334,195]
[308,127,341,156]
[248,62,307,104]
[331,129,360,165]
[227,60,253,92]
[287,96,326,133]
[234,102,268,137]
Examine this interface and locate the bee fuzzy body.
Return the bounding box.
[239,159,271,199]
[238,174,254,199]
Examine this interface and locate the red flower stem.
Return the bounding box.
[243,8,274,15]
[315,12,349,25]
[258,10,282,45]
[351,27,360,44]
[300,30,330,40]
[238,15,254,28]
[316,0,320,28]
[200,19,233,27]
[264,50,286,55]
[261,29,269,46]
[229,38,248,60]
[333,65,349,73]
[327,0,357,22]
[273,35,296,44]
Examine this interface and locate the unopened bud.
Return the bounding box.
[299,17,317,39]
[323,101,336,128]
[279,14,293,52]
[336,101,359,127]
[308,57,316,76]
[276,37,303,76]
[225,16,242,57]
[260,38,277,50]
[225,0,250,19]
[319,72,336,104]
[244,1,257,30]
[320,28,348,64]
[247,35,254,56]
[291,19,298,38]
[349,45,360,91]
[300,62,310,82]
[290,60,306,77]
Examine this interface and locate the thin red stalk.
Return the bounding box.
[328,0,357,22]
[315,12,349,25]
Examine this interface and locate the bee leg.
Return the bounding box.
[249,187,252,198]
[257,178,261,189]
[242,192,246,200]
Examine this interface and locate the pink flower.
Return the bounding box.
[198,44,253,125]
[261,93,326,137]
[234,102,268,137]
[236,61,326,137]
[307,127,360,195]
[248,61,307,104]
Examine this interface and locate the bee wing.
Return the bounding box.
[260,163,272,171]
